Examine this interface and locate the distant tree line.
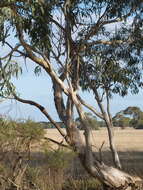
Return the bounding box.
[37,106,143,130]
[2,106,142,130]
[113,106,143,129]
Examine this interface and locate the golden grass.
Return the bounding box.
[44,128,143,176]
[1,127,141,189]
[44,128,143,151]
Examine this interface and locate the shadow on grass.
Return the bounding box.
[28,150,143,178]
[0,150,142,190]
[101,150,143,177]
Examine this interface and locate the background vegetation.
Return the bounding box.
[37,106,143,130]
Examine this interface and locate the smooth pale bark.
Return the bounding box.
[68,93,142,190]
[105,119,122,169]
[70,126,142,190]
[93,89,121,169]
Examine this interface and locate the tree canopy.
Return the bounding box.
[113,106,143,128]
[0,0,143,98]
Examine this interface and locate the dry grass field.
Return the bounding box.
[44,128,143,150]
[0,125,142,190]
[44,128,143,176]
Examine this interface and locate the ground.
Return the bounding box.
[44,128,143,177]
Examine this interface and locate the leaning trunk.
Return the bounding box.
[94,89,121,169]
[52,76,142,190]
[70,125,142,190]
[105,119,122,169]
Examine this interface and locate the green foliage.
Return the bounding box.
[76,1,143,96]
[0,0,52,53]
[0,0,143,99]
[0,60,22,97]
[113,116,130,128]
[44,148,75,170]
[0,117,79,190]
[97,120,106,128]
[124,106,143,120]
[0,118,46,189]
[0,118,44,138]
[0,119,44,153]
[113,106,143,128]
[26,166,41,184]
[135,119,143,129]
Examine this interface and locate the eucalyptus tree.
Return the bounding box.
[0,0,143,189]
[114,106,143,128]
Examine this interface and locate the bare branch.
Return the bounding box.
[4,42,27,58]
[99,141,105,163]
[51,50,64,69]
[50,17,65,32]
[77,94,103,119]
[44,137,70,149]
[13,94,68,142]
[1,44,21,60]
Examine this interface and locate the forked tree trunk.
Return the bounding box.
[70,126,142,190]
[68,93,142,190]
[13,84,142,190]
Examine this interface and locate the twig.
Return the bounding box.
[99,141,105,163]
[44,137,71,149]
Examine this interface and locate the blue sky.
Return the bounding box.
[0,52,143,122]
[0,66,143,122]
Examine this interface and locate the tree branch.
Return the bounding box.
[4,42,27,58]
[52,78,67,122]
[77,94,103,120]
[16,24,51,71]
[16,24,70,95]
[105,89,112,124]
[83,3,110,41]
[1,44,21,60]
[13,94,69,142]
[44,137,71,149]
[82,4,136,43]
[50,17,65,32]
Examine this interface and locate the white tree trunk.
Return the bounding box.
[71,126,142,190]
